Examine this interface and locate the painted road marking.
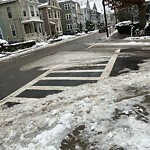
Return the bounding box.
[0,50,120,106]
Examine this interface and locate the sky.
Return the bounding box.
[0,32,150,150]
[77,0,103,12]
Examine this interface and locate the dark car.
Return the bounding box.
[63,30,76,35]
[99,26,106,33]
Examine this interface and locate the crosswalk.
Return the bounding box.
[0,48,120,107]
[16,62,108,99]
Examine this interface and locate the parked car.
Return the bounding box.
[63,30,76,35]
[99,26,106,33]
[0,39,8,47]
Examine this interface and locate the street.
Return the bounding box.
[0,31,112,101]
[0,31,150,150]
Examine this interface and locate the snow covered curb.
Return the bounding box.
[0,60,150,150]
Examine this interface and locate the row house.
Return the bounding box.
[81,0,91,29]
[39,0,83,35]
[38,0,63,39]
[58,0,78,35]
[0,0,44,43]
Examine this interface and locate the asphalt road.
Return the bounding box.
[0,32,106,100]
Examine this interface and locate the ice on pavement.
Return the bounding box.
[0,58,149,149]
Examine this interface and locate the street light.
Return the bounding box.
[102,0,109,37]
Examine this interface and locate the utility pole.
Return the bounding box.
[102,0,109,37]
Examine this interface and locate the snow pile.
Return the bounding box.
[0,59,150,149]
[116,21,132,27]
[125,36,150,40]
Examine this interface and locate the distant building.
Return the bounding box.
[76,2,84,32]
[39,0,63,39]
[58,0,78,34]
[0,0,44,43]
[80,0,101,29]
[80,0,91,29]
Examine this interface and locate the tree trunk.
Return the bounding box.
[138,2,146,30]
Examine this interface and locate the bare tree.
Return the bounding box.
[104,0,146,29]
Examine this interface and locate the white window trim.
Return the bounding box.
[65,14,71,20]
[67,24,72,30]
[64,3,70,10]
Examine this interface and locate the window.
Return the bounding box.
[48,10,51,18]
[30,6,34,16]
[10,25,16,36]
[36,10,39,16]
[64,3,70,10]
[53,1,55,6]
[54,11,57,18]
[58,23,62,31]
[58,11,60,18]
[65,14,71,20]
[67,24,72,30]
[7,7,12,18]
[0,28,3,39]
[34,23,37,33]
[24,24,32,34]
[23,6,27,16]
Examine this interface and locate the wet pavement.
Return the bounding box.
[110,49,150,76]
[13,60,108,99]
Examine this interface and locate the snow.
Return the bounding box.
[116,21,132,27]
[0,31,95,61]
[0,31,150,149]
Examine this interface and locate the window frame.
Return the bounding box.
[64,3,70,10]
[0,28,3,39]
[67,24,72,30]
[7,7,12,18]
[65,13,71,20]
[10,24,16,37]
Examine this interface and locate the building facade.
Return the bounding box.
[58,0,78,34]
[0,0,44,43]
[39,0,63,39]
[81,0,101,30]
[76,2,84,32]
